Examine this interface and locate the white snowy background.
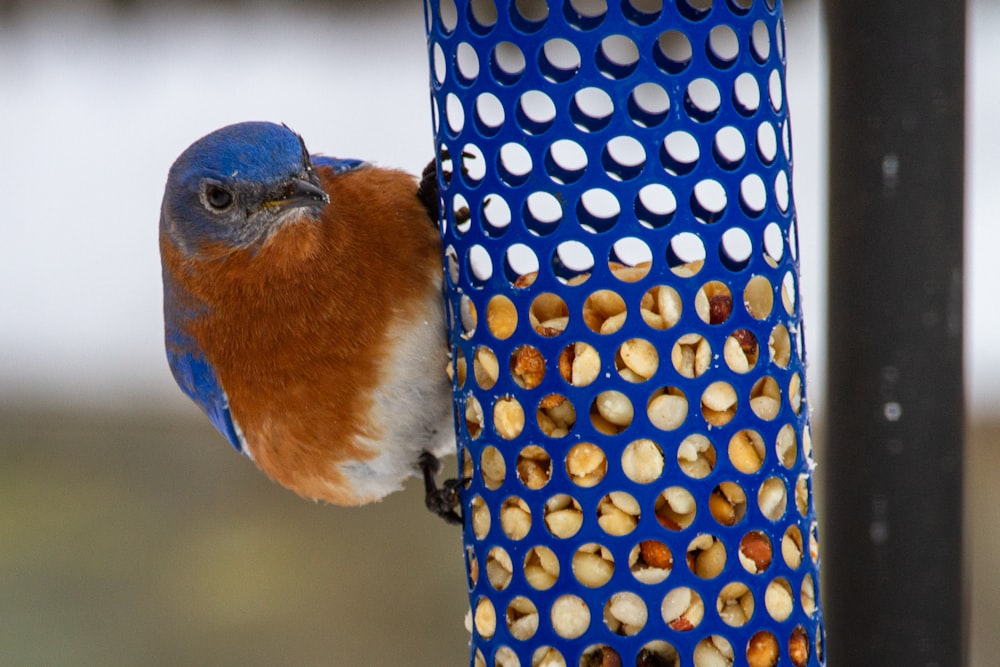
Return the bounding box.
[0,0,996,418]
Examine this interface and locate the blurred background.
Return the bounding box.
[0,0,996,664]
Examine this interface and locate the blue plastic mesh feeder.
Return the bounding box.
[425,1,823,665]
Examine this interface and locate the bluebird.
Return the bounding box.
[160,121,461,523]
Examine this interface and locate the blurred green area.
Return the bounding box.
[2,408,998,665]
[0,407,469,666]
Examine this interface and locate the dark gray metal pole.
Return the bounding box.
[823,1,966,664]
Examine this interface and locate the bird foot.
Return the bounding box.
[416,149,475,226]
[419,451,466,526]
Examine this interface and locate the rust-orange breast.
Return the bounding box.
[161,166,442,504]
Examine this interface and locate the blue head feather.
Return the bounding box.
[160,121,365,254]
[173,121,307,182]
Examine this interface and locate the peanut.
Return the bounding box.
[532,647,566,667]
[584,289,627,334]
[781,526,804,569]
[511,344,545,388]
[493,396,525,440]
[537,394,576,437]
[523,546,559,590]
[601,311,626,334]
[516,445,552,489]
[604,592,647,636]
[764,578,794,622]
[544,494,583,539]
[789,626,810,667]
[776,423,797,468]
[746,631,779,667]
[801,573,816,616]
[695,281,732,324]
[639,540,673,570]
[677,434,715,478]
[710,482,747,526]
[648,388,688,431]
[595,390,634,427]
[660,587,703,632]
[551,595,590,639]
[656,487,696,530]
[692,636,734,667]
[709,294,733,324]
[572,543,615,588]
[750,376,781,421]
[597,491,640,536]
[609,261,651,283]
[474,597,496,639]
[796,473,809,516]
[701,381,737,426]
[789,372,802,414]
[671,258,704,277]
[687,534,726,579]
[465,396,484,439]
[590,409,624,435]
[657,285,683,326]
[451,348,467,386]
[619,337,659,380]
[640,285,682,330]
[581,645,622,667]
[758,477,787,521]
[740,530,773,573]
[545,394,576,428]
[781,272,795,314]
[564,341,601,386]
[473,345,499,389]
[636,642,679,667]
[485,546,512,590]
[621,438,664,483]
[486,294,516,338]
[495,646,519,667]
[480,446,505,489]
[729,429,765,473]
[500,496,531,540]
[724,328,759,372]
[743,275,774,320]
[506,596,539,640]
[471,495,490,539]
[460,295,477,339]
[466,546,479,587]
[717,582,754,628]
[672,333,712,378]
[566,442,607,487]
[768,323,791,367]
[630,540,672,585]
[529,292,569,336]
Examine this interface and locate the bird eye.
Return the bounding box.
[205,185,233,211]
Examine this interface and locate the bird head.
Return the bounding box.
[160,121,329,256]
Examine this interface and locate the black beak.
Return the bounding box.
[266,177,329,212]
[288,177,329,204]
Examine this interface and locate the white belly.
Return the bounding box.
[338,287,454,502]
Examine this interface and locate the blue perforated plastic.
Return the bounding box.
[425,1,823,665]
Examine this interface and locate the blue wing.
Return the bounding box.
[311,155,367,175]
[163,279,246,456]
[166,339,246,455]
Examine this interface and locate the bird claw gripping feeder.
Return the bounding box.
[426,1,823,665]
